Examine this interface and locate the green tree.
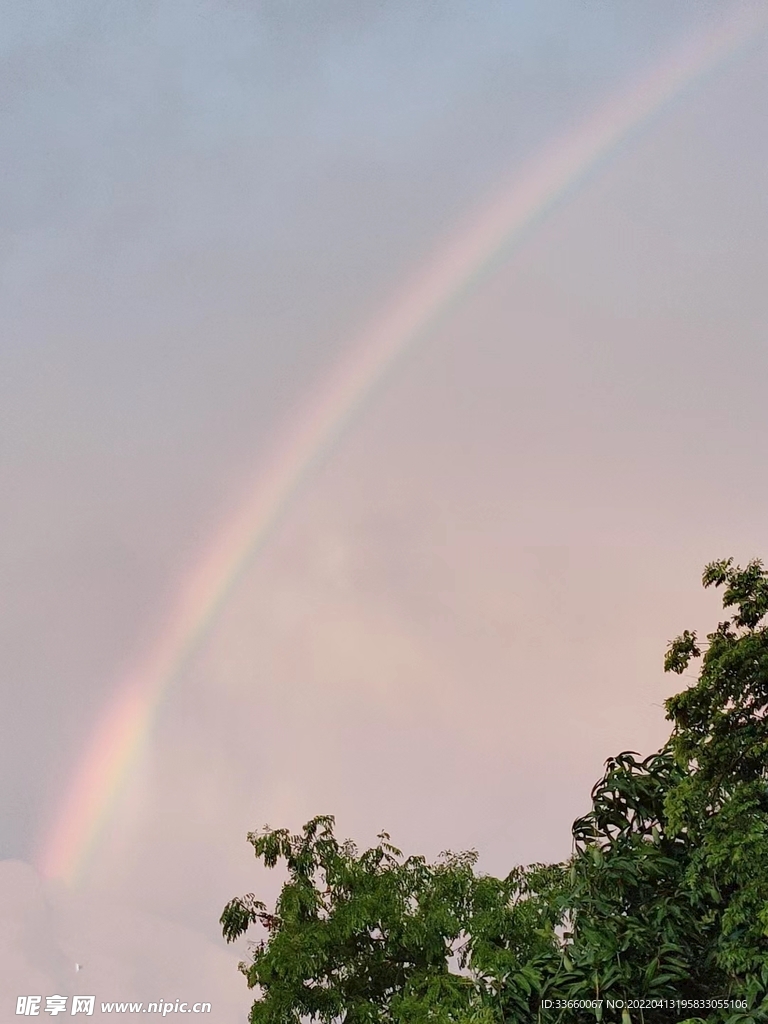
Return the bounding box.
[223,559,768,1024]
[550,749,719,1012]
[220,814,564,1023]
[663,558,768,1013]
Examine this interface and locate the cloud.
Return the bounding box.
[0,861,249,1020]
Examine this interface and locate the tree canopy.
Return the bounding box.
[222,558,768,1023]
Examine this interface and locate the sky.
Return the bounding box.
[3,0,768,1018]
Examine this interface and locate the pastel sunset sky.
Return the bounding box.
[2,1,768,1017]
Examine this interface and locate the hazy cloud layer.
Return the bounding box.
[0,861,249,1018]
[3,0,767,1017]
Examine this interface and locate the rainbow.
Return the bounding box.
[37,6,768,885]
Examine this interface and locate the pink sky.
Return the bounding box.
[3,1,768,1019]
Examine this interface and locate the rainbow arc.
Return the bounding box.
[37,7,768,885]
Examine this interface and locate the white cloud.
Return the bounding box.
[0,861,250,1021]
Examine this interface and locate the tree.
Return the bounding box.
[223,559,768,1023]
[552,749,719,1012]
[220,815,564,1023]
[663,558,768,1009]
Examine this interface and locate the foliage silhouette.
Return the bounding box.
[223,559,768,1023]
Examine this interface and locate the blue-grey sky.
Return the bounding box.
[2,1,768,1017]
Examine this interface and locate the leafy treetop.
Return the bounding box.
[223,559,768,1024]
